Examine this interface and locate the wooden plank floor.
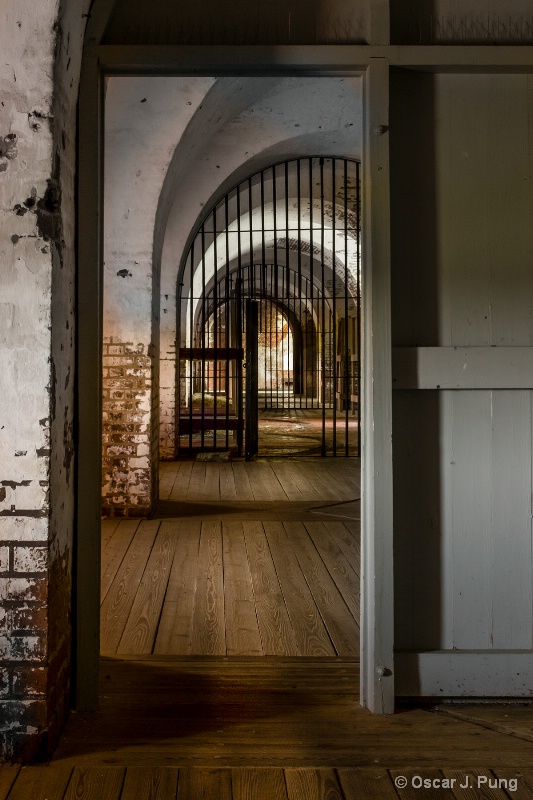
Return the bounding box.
[101,458,360,658]
[51,658,533,771]
[5,765,533,800]
[100,518,360,657]
[158,459,360,504]
[20,458,533,796]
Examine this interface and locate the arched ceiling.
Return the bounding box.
[103,75,362,343]
[158,76,362,306]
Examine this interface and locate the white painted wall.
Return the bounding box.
[104,77,215,344]
[391,0,533,43]
[104,0,372,45]
[0,0,90,757]
[391,72,533,694]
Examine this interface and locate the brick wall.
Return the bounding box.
[102,338,153,516]
[0,0,89,761]
[0,540,47,759]
[159,338,177,460]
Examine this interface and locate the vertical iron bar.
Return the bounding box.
[273,167,278,417]
[247,175,254,447]
[356,159,361,458]
[224,193,230,450]
[309,158,315,408]
[297,159,304,410]
[245,299,259,460]
[344,160,349,456]
[320,158,326,457]
[267,293,271,412]
[332,158,337,456]
[188,239,194,454]
[236,187,243,455]
[213,207,218,449]
[200,224,206,451]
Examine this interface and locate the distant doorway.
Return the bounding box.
[177,157,360,459]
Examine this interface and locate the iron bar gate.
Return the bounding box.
[177,157,360,458]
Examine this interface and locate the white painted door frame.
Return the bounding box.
[76,45,395,713]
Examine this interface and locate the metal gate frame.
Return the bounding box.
[176,157,361,460]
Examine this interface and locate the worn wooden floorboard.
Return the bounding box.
[100,521,159,654]
[158,460,359,506]
[63,767,126,800]
[153,521,200,656]
[117,522,178,655]
[101,518,121,550]
[264,521,337,657]
[190,521,226,655]
[244,521,298,656]
[24,460,515,795]
[101,506,359,657]
[120,766,179,800]
[168,461,194,502]
[100,521,140,602]
[231,767,289,800]
[337,767,399,799]
[223,520,263,656]
[305,521,360,619]
[158,463,177,501]
[0,765,21,800]
[284,521,359,657]
[8,766,533,800]
[285,768,345,800]
[5,765,73,800]
[229,462,255,501]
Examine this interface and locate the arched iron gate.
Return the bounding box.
[177,157,360,458]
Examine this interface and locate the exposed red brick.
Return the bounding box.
[0,578,47,603]
[11,604,47,632]
[0,635,46,662]
[0,669,8,698]
[102,338,153,516]
[12,667,47,698]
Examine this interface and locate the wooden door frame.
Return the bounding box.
[76,45,394,713]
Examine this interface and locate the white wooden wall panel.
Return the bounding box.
[391,72,533,695]
[436,74,533,348]
[396,652,533,697]
[393,392,442,650]
[450,391,493,648]
[439,390,455,651]
[490,391,533,649]
[434,0,533,24]
[487,76,532,347]
[393,347,533,389]
[437,75,491,347]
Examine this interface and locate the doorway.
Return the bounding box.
[78,59,394,716]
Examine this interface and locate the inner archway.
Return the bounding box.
[177,157,360,459]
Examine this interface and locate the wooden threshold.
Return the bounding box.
[48,655,533,772]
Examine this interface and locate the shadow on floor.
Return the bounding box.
[53,658,361,766]
[152,500,359,521]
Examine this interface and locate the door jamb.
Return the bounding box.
[75,46,394,713]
